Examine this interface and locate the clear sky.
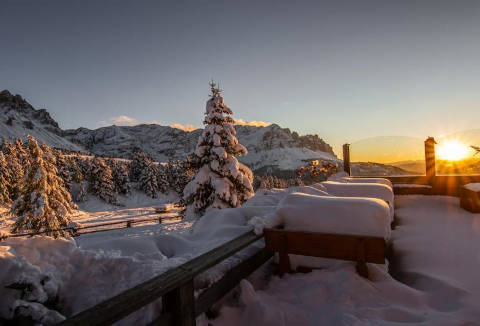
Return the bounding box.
[1,0,480,156]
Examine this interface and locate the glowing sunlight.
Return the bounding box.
[436,140,471,161]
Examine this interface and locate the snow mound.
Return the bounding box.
[320,181,395,221]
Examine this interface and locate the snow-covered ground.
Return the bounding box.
[209,195,480,326]
[3,187,480,325]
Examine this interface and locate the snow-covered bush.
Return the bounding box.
[183,82,254,216]
[89,156,117,204]
[11,136,76,237]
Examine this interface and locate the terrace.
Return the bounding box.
[57,138,480,326]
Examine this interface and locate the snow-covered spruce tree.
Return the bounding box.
[53,149,72,189]
[13,138,28,165]
[11,136,76,237]
[2,140,24,201]
[130,150,151,182]
[156,164,169,194]
[139,160,159,198]
[166,158,192,196]
[0,152,11,205]
[89,156,117,204]
[109,159,131,196]
[183,82,254,216]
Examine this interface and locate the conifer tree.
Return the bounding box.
[2,140,24,201]
[166,158,191,195]
[89,156,117,204]
[139,161,158,198]
[130,150,151,182]
[11,136,76,237]
[0,152,11,205]
[183,82,254,216]
[13,138,28,166]
[110,159,131,195]
[157,164,169,194]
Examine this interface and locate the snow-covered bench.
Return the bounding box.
[266,193,391,277]
[264,228,385,278]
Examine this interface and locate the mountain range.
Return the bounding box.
[0,90,338,173]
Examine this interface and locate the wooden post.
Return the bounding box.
[425,137,436,184]
[278,233,291,276]
[355,239,368,278]
[343,143,351,175]
[162,279,196,326]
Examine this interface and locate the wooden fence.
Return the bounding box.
[1,214,181,241]
[59,230,271,326]
[343,137,480,196]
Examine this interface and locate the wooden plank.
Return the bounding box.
[264,229,385,265]
[162,279,195,326]
[59,230,262,326]
[195,248,273,317]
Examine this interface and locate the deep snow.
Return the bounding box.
[208,195,480,326]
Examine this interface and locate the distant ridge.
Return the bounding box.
[0,90,338,173]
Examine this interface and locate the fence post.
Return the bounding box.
[343,143,351,175]
[424,137,436,184]
[163,279,196,326]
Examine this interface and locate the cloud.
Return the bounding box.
[234,119,272,127]
[100,115,140,127]
[169,123,200,132]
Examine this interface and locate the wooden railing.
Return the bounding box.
[1,214,181,241]
[343,138,480,196]
[58,230,272,326]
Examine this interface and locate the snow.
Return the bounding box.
[320,181,395,221]
[273,192,391,270]
[208,195,480,326]
[464,183,480,192]
[4,178,480,325]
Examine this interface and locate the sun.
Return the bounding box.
[436,140,470,161]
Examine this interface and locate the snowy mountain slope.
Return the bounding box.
[0,90,82,150]
[0,90,338,172]
[64,123,339,171]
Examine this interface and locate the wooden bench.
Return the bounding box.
[460,185,480,213]
[264,228,386,278]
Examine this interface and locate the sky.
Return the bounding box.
[1,0,480,157]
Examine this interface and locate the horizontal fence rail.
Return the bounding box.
[1,213,183,241]
[58,230,267,326]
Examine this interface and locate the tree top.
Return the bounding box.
[209,80,222,98]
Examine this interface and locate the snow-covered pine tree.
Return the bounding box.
[11,136,76,237]
[2,140,24,201]
[13,138,28,166]
[166,158,192,195]
[89,156,117,204]
[183,82,254,216]
[0,152,11,205]
[53,149,72,189]
[156,164,169,194]
[110,159,131,196]
[130,150,151,182]
[139,160,159,198]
